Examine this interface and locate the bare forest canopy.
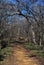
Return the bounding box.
[0,0,44,46]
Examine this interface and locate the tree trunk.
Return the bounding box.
[39,38,42,46]
[31,25,36,45]
[17,27,20,40]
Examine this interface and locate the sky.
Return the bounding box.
[1,0,44,21]
[3,0,44,6]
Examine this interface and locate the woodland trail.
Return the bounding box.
[3,44,40,65]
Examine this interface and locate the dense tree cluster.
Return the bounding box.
[0,0,44,49]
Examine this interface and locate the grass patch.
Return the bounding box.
[0,47,12,56]
[24,43,44,57]
[25,43,43,50]
[0,46,12,65]
[0,46,12,61]
[30,50,44,58]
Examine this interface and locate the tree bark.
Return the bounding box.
[31,25,36,45]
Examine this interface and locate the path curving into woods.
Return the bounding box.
[3,44,41,65]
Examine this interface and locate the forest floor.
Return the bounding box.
[3,44,44,65]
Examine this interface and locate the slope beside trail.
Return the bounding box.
[3,44,40,65]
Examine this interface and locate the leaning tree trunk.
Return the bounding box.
[31,25,37,45]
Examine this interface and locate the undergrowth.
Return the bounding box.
[24,43,44,58]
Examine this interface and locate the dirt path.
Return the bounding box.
[3,44,40,65]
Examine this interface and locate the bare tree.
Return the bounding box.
[0,0,44,46]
